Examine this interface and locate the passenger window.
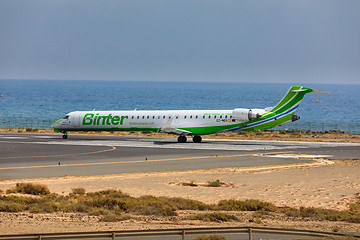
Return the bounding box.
[208,116,211,119]
[137,116,139,119]
[163,116,165,119]
[142,116,145,119]
[153,116,155,119]
[184,116,187,119]
[225,115,227,119]
[203,116,205,119]
[190,116,192,119]
[220,115,222,119]
[147,116,149,119]
[176,116,179,119]
[214,116,216,119]
[195,116,198,119]
[230,115,232,119]
[132,116,134,119]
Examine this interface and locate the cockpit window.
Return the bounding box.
[63,115,69,120]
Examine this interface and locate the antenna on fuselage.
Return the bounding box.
[134,108,137,111]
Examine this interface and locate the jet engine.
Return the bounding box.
[232,108,265,121]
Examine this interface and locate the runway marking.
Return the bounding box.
[267,154,333,159]
[0,151,293,170]
[0,145,116,160]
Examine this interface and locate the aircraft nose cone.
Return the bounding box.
[52,119,62,128]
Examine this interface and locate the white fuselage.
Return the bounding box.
[53,110,237,131]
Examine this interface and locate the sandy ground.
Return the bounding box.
[1,159,360,234]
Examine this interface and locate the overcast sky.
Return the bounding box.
[0,0,359,84]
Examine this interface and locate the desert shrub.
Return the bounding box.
[28,206,43,213]
[282,207,351,222]
[11,183,50,195]
[132,203,175,216]
[291,131,301,136]
[82,195,128,211]
[40,201,59,213]
[0,202,24,212]
[169,197,210,211]
[349,202,360,214]
[208,180,222,187]
[72,202,90,213]
[6,188,17,194]
[126,195,177,216]
[345,215,360,223]
[2,185,360,224]
[183,181,198,187]
[237,131,247,135]
[88,189,130,199]
[191,212,238,222]
[192,235,230,240]
[217,199,276,212]
[72,188,86,195]
[89,208,113,216]
[0,195,42,205]
[27,201,59,214]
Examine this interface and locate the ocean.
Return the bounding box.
[0,80,359,133]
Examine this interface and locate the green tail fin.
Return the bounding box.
[270,86,313,114]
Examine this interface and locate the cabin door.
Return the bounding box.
[73,114,81,127]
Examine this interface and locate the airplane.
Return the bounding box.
[52,86,314,142]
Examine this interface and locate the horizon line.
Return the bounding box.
[0,78,359,86]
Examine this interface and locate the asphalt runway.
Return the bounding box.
[1,132,360,180]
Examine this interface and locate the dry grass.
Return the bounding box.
[6,183,50,195]
[1,183,360,224]
[207,180,223,187]
[217,199,277,212]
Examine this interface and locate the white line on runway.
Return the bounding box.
[3,138,360,151]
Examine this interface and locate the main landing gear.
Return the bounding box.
[61,131,68,139]
[177,135,187,143]
[193,135,202,143]
[177,135,202,143]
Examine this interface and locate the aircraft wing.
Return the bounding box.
[158,117,192,135]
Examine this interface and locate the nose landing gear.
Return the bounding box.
[61,132,68,139]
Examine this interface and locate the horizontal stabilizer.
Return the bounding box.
[312,90,331,93]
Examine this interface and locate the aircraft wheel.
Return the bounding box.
[177,135,187,143]
[62,134,68,139]
[193,135,202,143]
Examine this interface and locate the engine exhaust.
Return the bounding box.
[292,115,300,122]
